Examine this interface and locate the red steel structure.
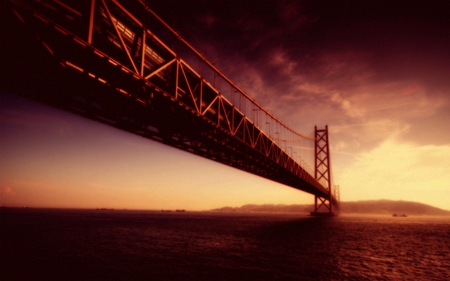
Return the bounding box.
[1,0,340,213]
[312,126,339,216]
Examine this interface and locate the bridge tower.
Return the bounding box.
[311,125,337,216]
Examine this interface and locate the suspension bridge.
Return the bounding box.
[1,0,340,215]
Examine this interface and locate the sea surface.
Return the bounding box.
[1,208,449,280]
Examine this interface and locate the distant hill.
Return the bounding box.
[210,200,450,216]
[340,200,450,216]
[211,204,313,214]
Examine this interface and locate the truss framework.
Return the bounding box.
[2,0,339,202]
[312,126,339,216]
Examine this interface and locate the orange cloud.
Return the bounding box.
[1,186,15,197]
[402,82,421,95]
[336,138,450,210]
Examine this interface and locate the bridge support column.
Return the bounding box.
[311,125,337,216]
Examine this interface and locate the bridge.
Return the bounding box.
[1,0,340,215]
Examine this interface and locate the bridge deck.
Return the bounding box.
[1,0,338,206]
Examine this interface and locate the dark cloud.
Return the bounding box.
[161,0,450,87]
[148,0,450,148]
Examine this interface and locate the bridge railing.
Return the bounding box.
[134,0,317,175]
[7,0,337,201]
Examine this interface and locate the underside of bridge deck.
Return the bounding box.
[1,0,338,205]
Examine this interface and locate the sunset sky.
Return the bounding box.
[1,0,449,211]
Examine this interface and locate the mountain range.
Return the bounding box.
[210,200,450,216]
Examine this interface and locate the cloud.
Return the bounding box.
[332,140,349,152]
[186,20,450,158]
[269,49,297,76]
[197,14,216,29]
[360,81,447,119]
[336,138,450,209]
[1,186,15,197]
[331,92,366,118]
[402,82,421,96]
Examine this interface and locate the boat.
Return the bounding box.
[176,209,186,212]
[161,210,172,212]
[393,213,407,217]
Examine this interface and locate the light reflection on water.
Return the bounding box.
[1,209,449,280]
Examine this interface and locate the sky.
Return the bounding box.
[1,0,450,211]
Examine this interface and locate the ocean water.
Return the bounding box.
[1,209,449,280]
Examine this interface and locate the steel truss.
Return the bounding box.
[312,126,339,216]
[2,0,338,203]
